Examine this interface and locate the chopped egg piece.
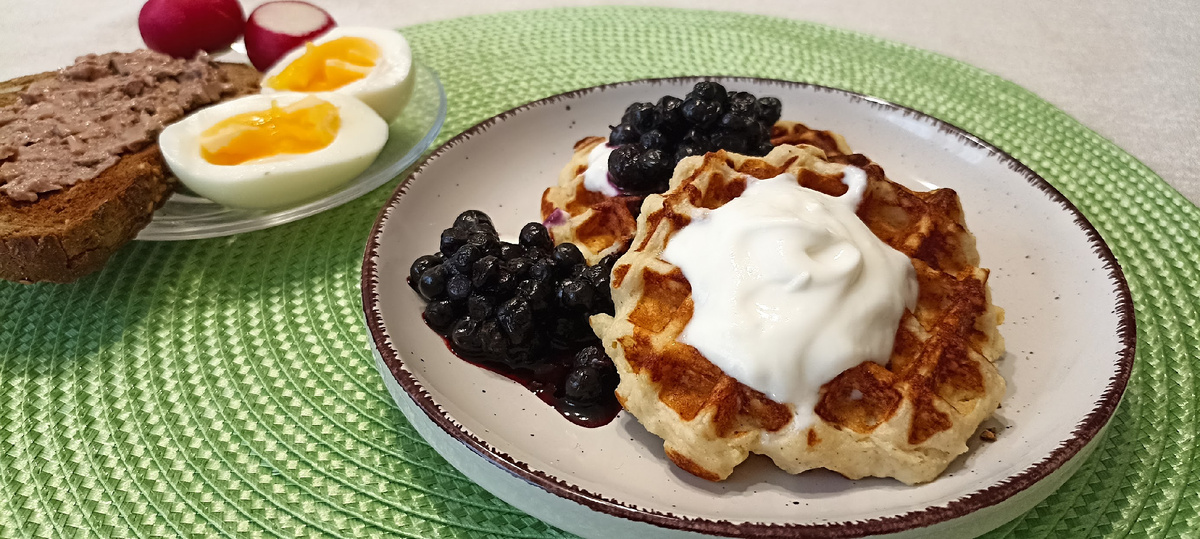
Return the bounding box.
[262,27,414,122]
[159,92,388,209]
[265,37,380,92]
[200,96,340,166]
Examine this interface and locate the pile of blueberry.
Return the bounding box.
[606,81,783,195]
[409,210,620,406]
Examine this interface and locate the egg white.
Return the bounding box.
[262,27,415,122]
[158,92,388,210]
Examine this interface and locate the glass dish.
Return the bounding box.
[138,62,447,241]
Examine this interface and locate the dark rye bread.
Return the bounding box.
[0,62,260,284]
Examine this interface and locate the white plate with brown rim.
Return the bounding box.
[361,77,1134,538]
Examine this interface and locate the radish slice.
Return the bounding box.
[244,1,337,71]
[138,0,245,58]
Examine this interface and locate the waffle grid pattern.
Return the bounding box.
[0,7,1195,538]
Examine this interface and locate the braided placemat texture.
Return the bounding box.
[1,6,1196,538]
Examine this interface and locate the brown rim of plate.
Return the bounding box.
[360,76,1137,538]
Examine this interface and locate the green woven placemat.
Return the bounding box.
[1,7,1197,538]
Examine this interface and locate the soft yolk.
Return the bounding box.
[200,96,340,166]
[267,37,381,92]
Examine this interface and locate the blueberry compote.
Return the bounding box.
[410,210,622,427]
[607,81,783,195]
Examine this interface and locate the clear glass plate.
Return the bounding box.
[137,62,447,241]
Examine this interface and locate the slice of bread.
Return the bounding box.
[0,62,260,284]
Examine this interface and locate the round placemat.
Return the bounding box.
[0,7,1195,538]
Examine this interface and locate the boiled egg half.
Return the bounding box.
[159,92,388,209]
[261,27,414,122]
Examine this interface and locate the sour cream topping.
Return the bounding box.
[661,169,917,428]
[582,143,620,197]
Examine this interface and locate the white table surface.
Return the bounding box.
[4,0,1197,205]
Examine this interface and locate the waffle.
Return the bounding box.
[540,122,851,264]
[589,144,1006,484]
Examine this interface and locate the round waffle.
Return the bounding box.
[540,121,851,264]
[590,144,1006,484]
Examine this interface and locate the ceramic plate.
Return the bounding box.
[361,77,1134,538]
[137,62,446,240]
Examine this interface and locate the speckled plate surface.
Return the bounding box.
[362,77,1133,538]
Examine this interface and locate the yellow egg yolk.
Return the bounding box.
[266,37,381,92]
[200,96,341,166]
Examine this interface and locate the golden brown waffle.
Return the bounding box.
[590,144,1005,484]
[770,120,852,156]
[540,122,853,264]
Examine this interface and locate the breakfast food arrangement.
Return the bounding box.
[407,81,1007,484]
[0,3,1164,538]
[0,0,417,283]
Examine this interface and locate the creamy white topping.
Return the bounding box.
[582,143,620,197]
[661,169,917,428]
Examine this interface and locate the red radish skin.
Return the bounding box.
[139,0,245,58]
[244,1,337,71]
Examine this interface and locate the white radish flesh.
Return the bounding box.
[244,1,337,71]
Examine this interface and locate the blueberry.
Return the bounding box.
[498,242,527,261]
[683,127,707,144]
[516,279,552,311]
[752,141,774,156]
[551,243,585,269]
[439,228,469,256]
[485,269,519,298]
[447,244,483,275]
[497,297,535,344]
[550,316,593,346]
[478,319,508,360]
[564,367,605,404]
[621,102,657,131]
[408,254,443,289]
[423,300,457,331]
[728,91,757,114]
[608,144,648,192]
[583,262,610,290]
[608,123,640,145]
[446,274,472,301]
[528,258,555,283]
[674,141,705,161]
[450,316,483,353]
[639,129,670,150]
[688,81,728,103]
[573,345,617,381]
[655,95,687,134]
[747,121,771,142]
[524,246,550,262]
[416,265,448,301]
[682,98,721,127]
[505,256,533,278]
[639,148,673,184]
[597,253,620,271]
[519,222,554,251]
[453,210,493,232]
[711,132,749,154]
[756,97,782,125]
[556,279,596,312]
[718,111,752,132]
[471,255,501,289]
[467,294,493,319]
[467,230,499,253]
[569,263,589,280]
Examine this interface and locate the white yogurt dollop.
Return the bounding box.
[661,169,917,428]
[582,143,620,197]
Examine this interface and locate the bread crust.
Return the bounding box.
[0,62,260,283]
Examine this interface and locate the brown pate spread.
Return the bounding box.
[0,50,239,202]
